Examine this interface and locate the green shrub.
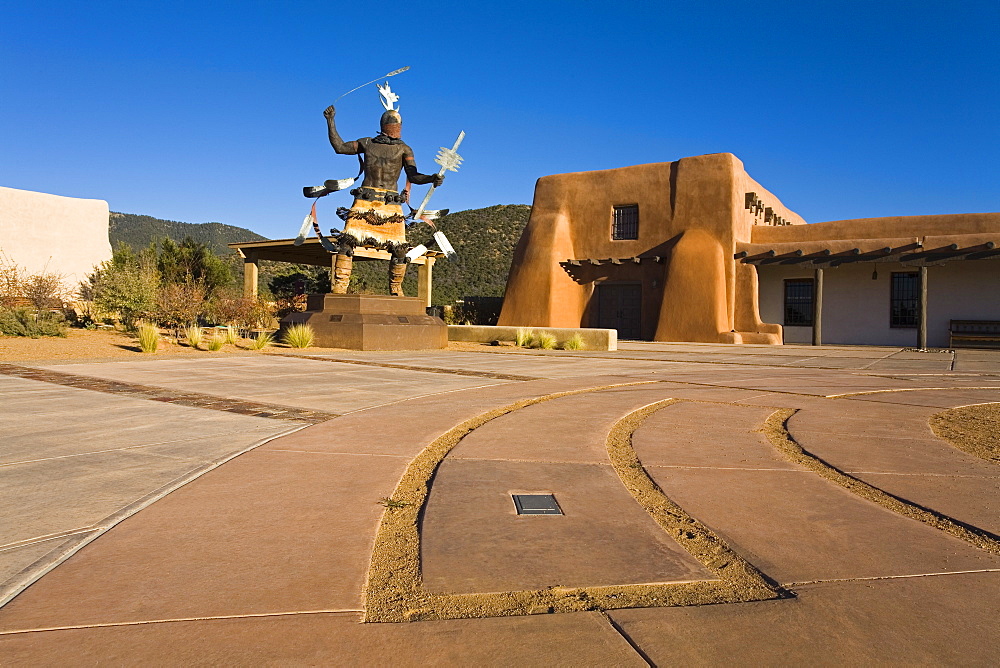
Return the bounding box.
[89,245,159,330]
[531,332,557,350]
[185,325,204,349]
[282,324,314,349]
[248,331,274,350]
[0,308,69,338]
[514,328,533,347]
[562,333,585,350]
[137,323,160,353]
[206,335,225,351]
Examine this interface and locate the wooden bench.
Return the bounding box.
[949,320,1000,349]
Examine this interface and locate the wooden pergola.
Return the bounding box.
[228,238,444,307]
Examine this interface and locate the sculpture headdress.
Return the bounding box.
[377,82,401,139]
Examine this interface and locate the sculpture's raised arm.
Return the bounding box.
[324,105,359,155]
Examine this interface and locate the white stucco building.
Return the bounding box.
[0,185,111,291]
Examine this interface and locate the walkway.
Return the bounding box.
[1,343,998,665]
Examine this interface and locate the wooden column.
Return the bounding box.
[417,256,435,309]
[242,251,259,299]
[918,265,928,349]
[812,267,824,346]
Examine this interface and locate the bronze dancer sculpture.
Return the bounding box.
[305,83,443,296]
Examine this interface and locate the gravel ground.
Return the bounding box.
[930,404,1000,463]
[0,329,260,362]
[0,329,504,362]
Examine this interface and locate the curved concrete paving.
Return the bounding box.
[1,344,998,664]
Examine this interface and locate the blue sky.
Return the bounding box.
[2,1,997,239]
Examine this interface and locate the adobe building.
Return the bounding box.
[0,185,111,289]
[497,153,1000,347]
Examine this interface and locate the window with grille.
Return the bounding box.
[890,272,920,328]
[612,205,639,240]
[783,279,814,326]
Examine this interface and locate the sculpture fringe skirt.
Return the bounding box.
[342,188,407,247]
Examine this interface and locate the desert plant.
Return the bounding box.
[206,335,225,351]
[247,296,277,330]
[156,237,233,295]
[185,325,204,349]
[0,307,68,338]
[89,245,159,330]
[0,253,24,309]
[22,270,69,311]
[222,326,239,344]
[282,323,314,349]
[514,328,533,347]
[137,322,160,353]
[562,333,585,350]
[531,332,557,350]
[248,331,274,350]
[156,281,207,336]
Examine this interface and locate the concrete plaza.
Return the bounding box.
[1,342,998,665]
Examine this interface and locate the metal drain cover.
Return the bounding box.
[512,494,563,515]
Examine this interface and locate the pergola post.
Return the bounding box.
[812,267,824,346]
[417,256,435,309]
[243,251,259,299]
[918,265,928,349]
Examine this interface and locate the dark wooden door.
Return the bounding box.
[596,284,642,340]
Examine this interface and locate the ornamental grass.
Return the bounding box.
[531,332,557,350]
[248,331,274,350]
[514,328,533,347]
[184,325,204,349]
[283,324,315,349]
[562,333,585,350]
[137,323,160,353]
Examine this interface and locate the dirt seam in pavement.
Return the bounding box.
[449,347,948,372]
[759,409,1000,555]
[784,567,1000,587]
[362,384,786,623]
[599,611,655,667]
[264,352,541,381]
[827,386,1000,398]
[605,400,785,604]
[0,423,311,610]
[0,609,365,636]
[0,362,338,423]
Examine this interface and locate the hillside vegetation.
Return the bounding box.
[110,205,532,306]
[110,212,266,256]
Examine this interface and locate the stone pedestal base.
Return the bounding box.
[280,294,447,351]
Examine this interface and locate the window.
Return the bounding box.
[890,272,920,328]
[784,279,814,326]
[612,205,639,240]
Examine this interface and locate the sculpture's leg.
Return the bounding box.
[388,245,408,297]
[333,254,353,294]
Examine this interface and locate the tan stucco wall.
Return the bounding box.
[0,186,111,290]
[498,153,799,343]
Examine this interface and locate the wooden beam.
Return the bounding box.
[812,267,824,346]
[918,265,928,349]
[243,251,259,299]
[417,256,435,309]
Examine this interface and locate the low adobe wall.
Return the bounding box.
[0,186,111,290]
